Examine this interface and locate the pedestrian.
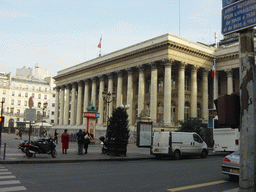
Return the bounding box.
[54,129,59,144]
[61,129,69,154]
[84,131,90,154]
[19,128,22,140]
[76,129,85,155]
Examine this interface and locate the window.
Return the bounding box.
[32,93,35,98]
[193,134,203,143]
[52,103,55,107]
[17,109,20,114]
[18,100,21,106]
[158,79,164,92]
[53,94,55,98]
[38,94,41,99]
[39,87,41,91]
[18,92,21,97]
[197,103,201,118]
[24,101,28,106]
[184,102,190,119]
[17,118,20,121]
[26,85,28,90]
[171,102,176,123]
[45,88,47,92]
[11,99,14,105]
[171,78,176,90]
[3,90,6,95]
[44,95,47,100]
[12,91,15,96]
[185,76,190,91]
[51,111,54,115]
[25,92,28,97]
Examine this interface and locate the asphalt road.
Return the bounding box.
[2,156,239,192]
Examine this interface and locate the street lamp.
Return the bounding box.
[0,98,5,154]
[0,98,5,117]
[102,91,116,127]
[38,101,48,136]
[8,107,14,134]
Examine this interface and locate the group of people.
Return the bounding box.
[58,129,92,155]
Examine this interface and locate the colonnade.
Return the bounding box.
[54,60,234,128]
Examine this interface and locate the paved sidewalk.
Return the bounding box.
[0,133,226,164]
[0,133,154,164]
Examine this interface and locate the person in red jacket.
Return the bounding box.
[61,129,69,154]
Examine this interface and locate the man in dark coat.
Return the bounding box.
[76,129,85,155]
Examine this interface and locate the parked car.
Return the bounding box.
[221,150,240,178]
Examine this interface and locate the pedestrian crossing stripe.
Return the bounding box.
[0,165,27,191]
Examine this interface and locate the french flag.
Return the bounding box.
[212,59,216,79]
[97,36,102,48]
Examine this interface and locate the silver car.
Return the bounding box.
[221,150,240,178]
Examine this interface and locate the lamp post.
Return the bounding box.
[8,107,14,134]
[0,98,5,155]
[102,91,116,128]
[38,101,48,136]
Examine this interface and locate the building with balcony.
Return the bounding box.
[0,65,56,132]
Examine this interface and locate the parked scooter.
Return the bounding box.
[99,136,108,154]
[18,136,57,158]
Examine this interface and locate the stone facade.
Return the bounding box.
[53,33,244,138]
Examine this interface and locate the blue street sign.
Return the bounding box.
[96,113,100,118]
[222,0,256,35]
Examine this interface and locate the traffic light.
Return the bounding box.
[0,116,4,128]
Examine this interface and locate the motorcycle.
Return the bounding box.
[18,136,57,158]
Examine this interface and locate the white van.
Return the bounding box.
[152,132,208,159]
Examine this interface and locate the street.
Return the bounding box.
[3,156,239,192]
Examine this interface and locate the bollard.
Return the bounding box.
[3,143,6,160]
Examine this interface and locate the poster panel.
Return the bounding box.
[88,118,96,142]
[137,122,152,147]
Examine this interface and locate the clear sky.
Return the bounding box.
[1,0,223,77]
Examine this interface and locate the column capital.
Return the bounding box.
[78,81,83,86]
[202,68,210,75]
[66,84,72,89]
[162,58,174,66]
[127,68,133,75]
[150,62,157,70]
[117,70,123,77]
[225,69,233,77]
[71,82,77,87]
[107,73,114,79]
[60,85,66,89]
[55,86,60,91]
[178,62,186,70]
[191,65,199,73]
[138,65,145,72]
[99,75,105,81]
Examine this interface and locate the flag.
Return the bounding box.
[212,59,216,79]
[97,36,102,48]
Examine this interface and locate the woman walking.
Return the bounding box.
[61,129,69,154]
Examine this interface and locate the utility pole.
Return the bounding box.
[239,28,256,190]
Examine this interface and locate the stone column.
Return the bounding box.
[150,63,158,123]
[98,76,105,126]
[116,71,123,108]
[54,87,60,125]
[76,81,83,126]
[107,74,114,117]
[190,66,198,118]
[70,83,77,125]
[177,63,185,122]
[163,59,173,126]
[127,68,133,125]
[83,80,89,125]
[226,69,233,95]
[59,86,65,126]
[91,78,97,106]
[202,69,209,121]
[138,66,145,116]
[213,72,218,108]
[64,84,71,125]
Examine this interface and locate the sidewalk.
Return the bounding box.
[0,133,154,164]
[0,133,225,164]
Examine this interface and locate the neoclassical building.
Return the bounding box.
[53,33,243,136]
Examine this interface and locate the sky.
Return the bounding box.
[1,0,223,77]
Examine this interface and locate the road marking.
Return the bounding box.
[0,186,27,192]
[167,180,228,192]
[0,173,12,175]
[0,176,16,180]
[0,180,20,185]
